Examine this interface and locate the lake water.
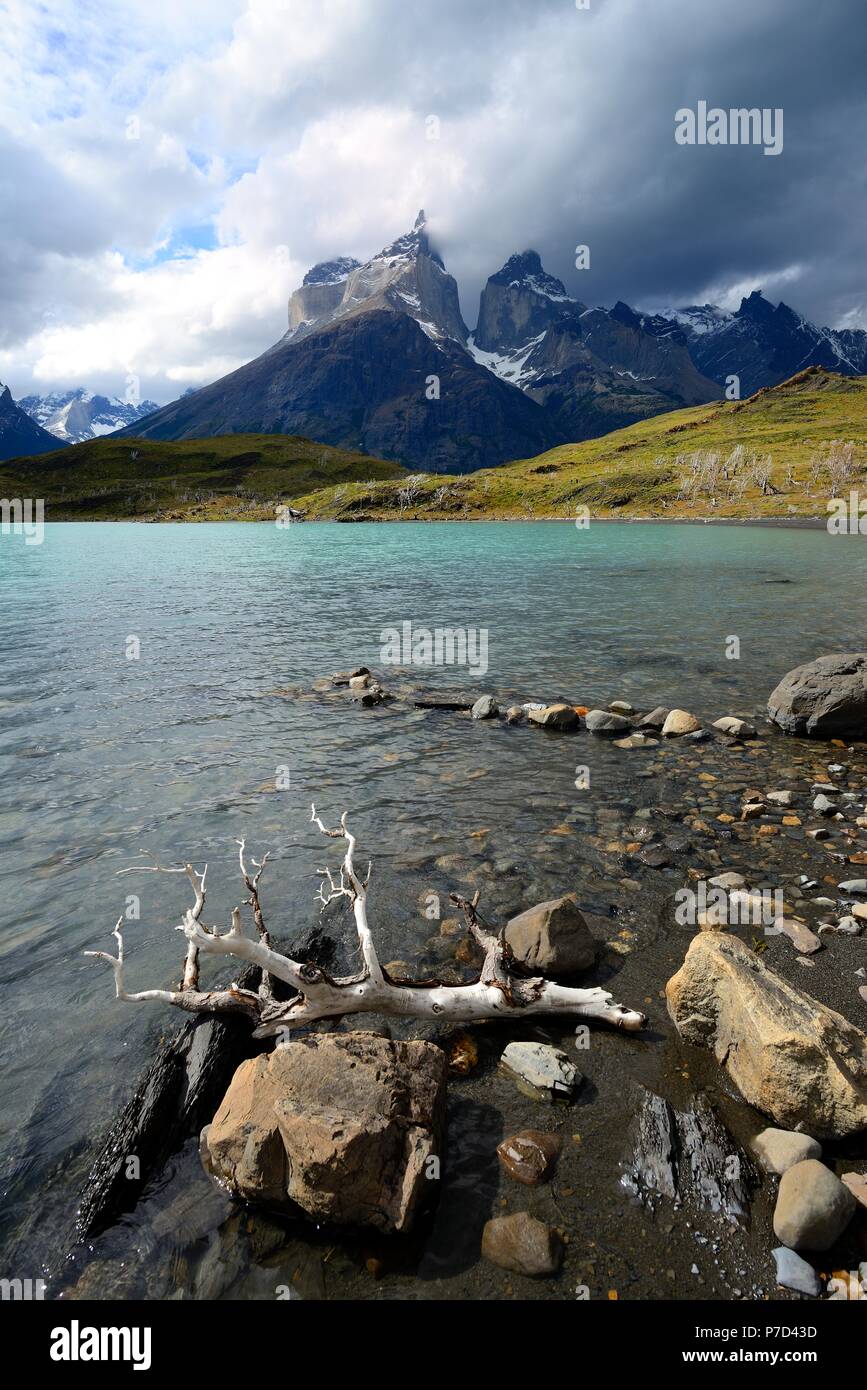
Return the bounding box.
[1,520,866,1299]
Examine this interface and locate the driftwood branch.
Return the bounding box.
[85,807,647,1036]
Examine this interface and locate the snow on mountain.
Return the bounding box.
[17,388,160,443]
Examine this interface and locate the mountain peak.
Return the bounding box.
[737,289,775,323]
[302,257,361,287]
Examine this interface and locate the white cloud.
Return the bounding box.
[2,0,866,401]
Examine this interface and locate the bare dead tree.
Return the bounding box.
[85,809,647,1037]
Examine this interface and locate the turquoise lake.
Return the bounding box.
[1,520,866,1296]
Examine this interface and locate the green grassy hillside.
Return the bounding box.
[0,433,406,520]
[294,367,867,522]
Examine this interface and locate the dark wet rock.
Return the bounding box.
[751,1128,822,1176]
[411,690,476,710]
[585,709,631,735]
[527,702,579,730]
[637,844,670,869]
[505,894,596,974]
[496,1130,561,1185]
[621,1088,757,1223]
[75,1002,258,1243]
[204,1032,447,1233]
[471,694,499,720]
[772,1247,821,1296]
[481,1211,563,1276]
[686,728,712,743]
[768,653,867,738]
[773,1159,856,1251]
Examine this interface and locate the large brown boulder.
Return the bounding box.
[203,1032,447,1233]
[665,934,867,1139]
[767,652,867,738]
[505,894,596,975]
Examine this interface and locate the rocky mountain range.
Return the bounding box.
[0,383,65,462]
[658,292,867,399]
[97,212,867,473]
[17,388,159,445]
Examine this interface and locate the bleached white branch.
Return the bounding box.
[86,811,647,1037]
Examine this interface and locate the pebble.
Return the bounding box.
[481,1211,563,1277]
[772,1247,821,1297]
[499,1041,582,1102]
[662,709,702,737]
[496,1130,561,1185]
[813,795,839,816]
[839,879,867,895]
[841,1172,867,1210]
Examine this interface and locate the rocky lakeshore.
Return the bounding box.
[52,653,867,1302]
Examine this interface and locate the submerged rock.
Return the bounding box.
[204,1032,447,1233]
[481,1211,563,1277]
[499,1041,581,1102]
[504,894,596,975]
[768,652,867,738]
[773,1159,856,1251]
[666,934,867,1138]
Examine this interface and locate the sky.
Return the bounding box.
[1,0,866,404]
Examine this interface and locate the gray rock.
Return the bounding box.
[768,653,867,738]
[813,794,839,816]
[499,1041,581,1102]
[481,1211,563,1277]
[584,708,632,735]
[766,790,794,806]
[773,1159,856,1250]
[505,894,596,975]
[638,705,670,729]
[505,705,524,724]
[471,694,499,720]
[751,1128,822,1176]
[839,879,867,895]
[772,1247,821,1297]
[609,700,635,715]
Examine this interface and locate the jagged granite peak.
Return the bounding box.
[473,249,583,358]
[0,382,65,461]
[285,209,467,347]
[660,291,867,396]
[302,257,361,287]
[17,387,160,444]
[489,250,573,302]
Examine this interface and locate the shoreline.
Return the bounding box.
[39,513,854,532]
